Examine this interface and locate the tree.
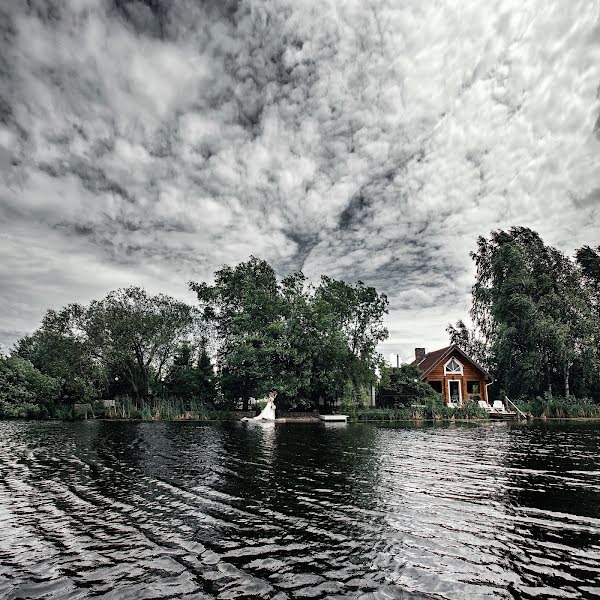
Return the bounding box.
[165,340,217,403]
[84,287,195,400]
[14,304,100,402]
[446,320,490,370]
[191,257,286,408]
[378,364,439,407]
[470,227,594,399]
[0,356,60,418]
[575,245,600,396]
[310,277,388,406]
[190,258,389,409]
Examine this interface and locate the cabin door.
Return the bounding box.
[447,380,461,406]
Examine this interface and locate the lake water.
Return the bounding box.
[1,420,599,600]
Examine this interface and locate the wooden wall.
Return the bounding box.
[424,351,488,404]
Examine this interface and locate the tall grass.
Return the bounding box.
[516,395,600,419]
[99,396,235,421]
[350,399,488,422]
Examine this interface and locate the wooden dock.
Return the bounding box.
[481,398,527,421]
[319,414,349,423]
[241,415,348,424]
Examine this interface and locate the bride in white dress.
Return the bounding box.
[243,390,277,421]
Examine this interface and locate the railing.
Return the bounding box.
[505,397,528,420]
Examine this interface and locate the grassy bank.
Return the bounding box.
[0,397,236,421]
[4,396,599,422]
[346,401,489,422]
[95,397,236,421]
[516,396,600,419]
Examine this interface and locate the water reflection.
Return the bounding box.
[0,420,599,599]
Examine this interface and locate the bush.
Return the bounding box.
[350,399,488,422]
[0,356,60,418]
[104,396,236,421]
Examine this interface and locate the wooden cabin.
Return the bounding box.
[411,344,492,406]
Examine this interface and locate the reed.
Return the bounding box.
[516,395,600,419]
[350,400,488,422]
[100,396,235,421]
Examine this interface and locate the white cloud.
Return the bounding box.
[0,0,599,353]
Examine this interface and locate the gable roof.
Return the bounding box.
[411,344,492,381]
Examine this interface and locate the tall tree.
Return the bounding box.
[190,258,389,409]
[84,287,195,400]
[470,227,593,399]
[165,340,217,403]
[446,319,490,369]
[575,245,600,395]
[14,304,99,402]
[191,258,285,408]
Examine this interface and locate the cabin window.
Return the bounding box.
[467,381,479,394]
[467,381,481,401]
[444,357,463,375]
[428,381,442,393]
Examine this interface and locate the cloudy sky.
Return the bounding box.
[1,0,599,361]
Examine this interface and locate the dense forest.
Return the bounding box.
[1,227,599,420]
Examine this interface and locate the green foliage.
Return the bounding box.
[190,257,388,410]
[463,227,598,401]
[378,364,439,407]
[164,341,217,402]
[0,356,60,418]
[14,305,99,402]
[516,395,600,419]
[446,320,490,369]
[340,380,370,418]
[85,287,196,399]
[351,400,488,422]
[104,396,235,421]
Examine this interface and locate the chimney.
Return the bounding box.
[415,348,426,362]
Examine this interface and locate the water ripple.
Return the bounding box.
[0,420,599,599]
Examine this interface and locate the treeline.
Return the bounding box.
[0,257,388,418]
[448,227,600,403]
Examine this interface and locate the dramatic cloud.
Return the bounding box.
[1,0,599,360]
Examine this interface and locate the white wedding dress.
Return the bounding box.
[243,396,277,421]
[253,398,276,420]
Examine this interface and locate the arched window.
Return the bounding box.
[444,357,463,375]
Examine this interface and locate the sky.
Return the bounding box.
[1,0,599,362]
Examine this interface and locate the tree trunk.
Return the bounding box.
[242,397,249,411]
[124,363,139,399]
[564,363,570,399]
[133,345,149,400]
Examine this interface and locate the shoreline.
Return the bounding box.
[3,415,600,424]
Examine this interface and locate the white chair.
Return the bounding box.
[478,400,492,412]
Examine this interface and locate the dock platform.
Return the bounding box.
[319,414,349,423]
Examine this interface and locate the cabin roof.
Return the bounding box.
[411,344,492,381]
